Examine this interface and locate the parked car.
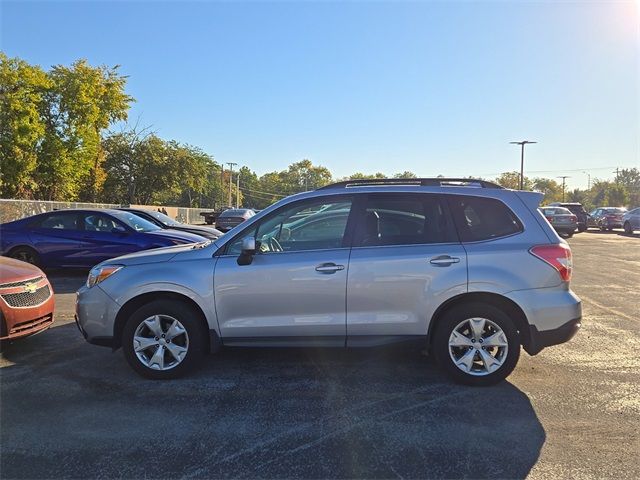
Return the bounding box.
[215,208,256,232]
[0,209,206,268]
[76,177,581,386]
[548,202,588,232]
[199,207,232,225]
[622,207,640,234]
[540,206,577,237]
[589,207,628,231]
[0,256,54,346]
[118,208,223,240]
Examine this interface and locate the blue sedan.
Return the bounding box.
[0,209,207,268]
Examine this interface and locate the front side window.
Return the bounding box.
[354,194,455,247]
[225,198,353,255]
[84,214,120,232]
[449,195,523,242]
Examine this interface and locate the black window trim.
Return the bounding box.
[216,193,359,257]
[350,192,460,249]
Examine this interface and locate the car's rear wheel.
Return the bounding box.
[624,222,633,234]
[433,303,521,386]
[8,246,40,266]
[122,299,207,379]
[566,232,574,238]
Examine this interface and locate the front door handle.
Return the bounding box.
[429,255,460,266]
[315,263,345,274]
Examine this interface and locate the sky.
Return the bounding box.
[2,0,638,189]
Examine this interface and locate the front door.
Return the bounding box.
[214,196,355,345]
[346,193,467,341]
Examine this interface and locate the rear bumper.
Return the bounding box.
[526,317,581,355]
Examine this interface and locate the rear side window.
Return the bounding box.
[354,194,456,247]
[449,195,523,242]
[36,213,79,230]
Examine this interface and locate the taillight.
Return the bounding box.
[545,216,553,222]
[570,215,577,223]
[530,244,572,282]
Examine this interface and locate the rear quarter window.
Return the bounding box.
[448,195,523,242]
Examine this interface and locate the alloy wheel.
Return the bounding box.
[133,315,190,371]
[448,317,509,376]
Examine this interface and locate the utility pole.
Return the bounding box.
[236,171,241,208]
[510,140,537,190]
[558,176,570,202]
[583,171,591,190]
[219,164,225,209]
[226,162,237,207]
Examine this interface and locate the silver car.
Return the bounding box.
[76,178,582,386]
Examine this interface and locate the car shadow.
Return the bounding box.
[1,327,545,479]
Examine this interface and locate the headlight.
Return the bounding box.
[87,265,124,288]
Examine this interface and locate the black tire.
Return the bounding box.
[432,303,521,386]
[8,246,40,266]
[578,225,587,233]
[624,222,632,234]
[607,227,613,231]
[122,299,208,379]
[566,232,574,238]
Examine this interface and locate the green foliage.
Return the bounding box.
[495,171,533,190]
[0,53,50,197]
[0,55,132,201]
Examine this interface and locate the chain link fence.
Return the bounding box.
[0,199,211,225]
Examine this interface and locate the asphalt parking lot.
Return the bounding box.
[1,231,638,479]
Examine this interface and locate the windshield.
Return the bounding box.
[145,210,180,227]
[110,211,161,232]
[605,208,627,214]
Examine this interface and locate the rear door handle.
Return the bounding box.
[315,263,345,274]
[429,255,460,266]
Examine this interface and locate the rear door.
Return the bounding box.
[27,211,85,266]
[346,193,467,341]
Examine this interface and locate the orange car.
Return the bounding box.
[0,256,54,343]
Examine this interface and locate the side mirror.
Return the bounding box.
[237,236,256,266]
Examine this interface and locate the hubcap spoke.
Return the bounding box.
[165,343,188,362]
[455,348,476,372]
[148,345,165,370]
[483,331,508,348]
[449,330,474,347]
[478,348,502,373]
[469,318,486,340]
[165,319,186,341]
[143,315,164,338]
[134,335,159,352]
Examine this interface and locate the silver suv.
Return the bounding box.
[76,178,582,386]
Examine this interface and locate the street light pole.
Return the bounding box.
[226,162,237,207]
[582,171,591,190]
[510,140,537,190]
[558,176,570,202]
[236,171,241,208]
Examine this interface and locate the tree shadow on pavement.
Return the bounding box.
[1,331,545,479]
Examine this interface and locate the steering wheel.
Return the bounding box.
[268,236,283,252]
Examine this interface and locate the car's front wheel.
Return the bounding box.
[122,299,208,379]
[433,303,521,386]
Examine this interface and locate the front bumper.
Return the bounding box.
[75,285,119,348]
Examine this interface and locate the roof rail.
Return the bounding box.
[316,177,504,190]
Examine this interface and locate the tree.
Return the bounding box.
[393,171,417,178]
[590,180,629,208]
[0,54,50,198]
[40,60,133,201]
[495,171,533,190]
[532,178,563,204]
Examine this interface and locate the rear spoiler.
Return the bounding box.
[514,191,544,211]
